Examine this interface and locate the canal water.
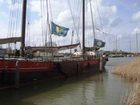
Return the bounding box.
[0,58,134,105]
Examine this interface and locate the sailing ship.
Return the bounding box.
[0,0,107,88]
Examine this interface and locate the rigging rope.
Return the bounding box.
[46,0,51,45]
[67,0,82,49]
[94,0,103,30]
[40,0,45,46]
[14,0,20,37]
[7,0,21,50]
[46,0,53,58]
[44,0,48,45]
[89,0,96,47]
[7,0,14,50]
[94,0,106,49]
[48,0,53,21]
[26,0,31,46]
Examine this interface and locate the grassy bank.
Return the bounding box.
[112,57,140,105]
[123,83,140,105]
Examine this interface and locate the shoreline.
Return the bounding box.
[112,57,140,105]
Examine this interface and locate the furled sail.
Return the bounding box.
[26,43,80,53]
[0,37,22,44]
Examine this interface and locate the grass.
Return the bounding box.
[112,57,140,105]
[122,83,140,105]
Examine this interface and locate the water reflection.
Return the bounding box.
[0,58,133,105]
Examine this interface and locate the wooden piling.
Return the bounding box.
[99,56,103,72]
[15,60,20,88]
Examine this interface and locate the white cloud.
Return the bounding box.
[89,0,117,18]
[132,27,140,35]
[133,2,137,7]
[132,11,140,21]
[56,9,77,29]
[29,0,118,33]
[2,0,134,52]
[102,5,117,18]
[29,0,41,15]
[86,0,117,28]
[56,9,71,24]
[0,21,8,38]
[109,17,122,27]
[29,0,68,18]
[0,11,6,17]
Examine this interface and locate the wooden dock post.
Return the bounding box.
[99,56,103,72]
[15,60,20,88]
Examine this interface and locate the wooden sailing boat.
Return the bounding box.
[0,0,107,88]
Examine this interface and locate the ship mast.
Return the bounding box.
[21,0,27,57]
[82,0,85,57]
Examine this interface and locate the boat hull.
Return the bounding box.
[55,59,100,77]
[0,58,104,88]
[0,59,54,87]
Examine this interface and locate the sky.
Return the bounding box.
[0,0,140,53]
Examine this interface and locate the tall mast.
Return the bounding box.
[21,0,27,57]
[82,0,85,57]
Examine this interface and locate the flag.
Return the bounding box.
[94,39,105,48]
[51,22,69,37]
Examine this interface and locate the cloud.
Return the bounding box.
[132,27,140,35]
[102,5,117,18]
[0,11,6,17]
[110,17,122,27]
[56,9,72,25]
[48,0,118,47]
[0,20,8,38]
[132,11,140,21]
[87,0,118,28]
[29,0,41,15]
[91,0,117,18]
[133,3,137,7]
[1,0,136,52]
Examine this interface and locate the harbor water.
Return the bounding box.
[0,57,134,105]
